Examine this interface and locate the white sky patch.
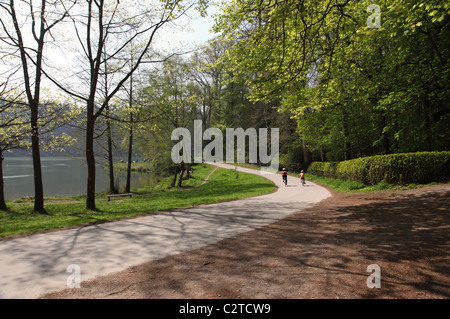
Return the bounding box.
[155,4,220,53]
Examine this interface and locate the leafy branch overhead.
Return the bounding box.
[215,0,449,159]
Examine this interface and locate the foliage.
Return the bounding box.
[136,56,199,176]
[308,151,450,185]
[215,0,450,161]
[0,99,30,153]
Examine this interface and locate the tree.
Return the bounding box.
[214,0,355,104]
[46,0,209,210]
[138,56,198,187]
[295,0,450,159]
[0,91,78,210]
[215,0,450,162]
[120,44,144,194]
[188,38,228,129]
[0,0,76,212]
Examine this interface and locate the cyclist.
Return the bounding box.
[300,170,306,186]
[282,168,288,186]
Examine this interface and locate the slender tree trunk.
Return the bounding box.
[31,0,48,213]
[0,151,7,210]
[104,50,117,194]
[125,69,134,194]
[125,113,133,193]
[178,163,185,187]
[302,137,312,168]
[86,110,96,210]
[171,168,179,188]
[300,114,312,167]
[107,116,117,194]
[186,164,190,179]
[342,106,350,161]
[31,105,44,212]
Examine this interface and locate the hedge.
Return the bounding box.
[308,151,450,185]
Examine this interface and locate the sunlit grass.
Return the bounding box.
[305,173,395,192]
[131,163,216,194]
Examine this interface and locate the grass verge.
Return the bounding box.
[0,164,275,238]
[304,173,394,192]
[303,173,445,193]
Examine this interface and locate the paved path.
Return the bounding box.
[0,163,331,299]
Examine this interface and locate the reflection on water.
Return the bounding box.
[2,157,157,200]
[4,175,33,179]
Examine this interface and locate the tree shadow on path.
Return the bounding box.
[41,185,450,299]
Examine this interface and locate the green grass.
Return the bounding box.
[114,161,152,173]
[303,172,443,193]
[305,173,449,193]
[130,163,216,194]
[0,165,275,238]
[304,173,395,192]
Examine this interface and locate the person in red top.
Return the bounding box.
[282,168,288,186]
[300,170,306,186]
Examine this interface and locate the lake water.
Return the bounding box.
[2,157,157,200]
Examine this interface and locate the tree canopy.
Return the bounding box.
[214,0,450,161]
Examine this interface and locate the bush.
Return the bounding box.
[307,161,339,178]
[308,151,450,185]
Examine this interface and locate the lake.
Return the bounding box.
[2,157,157,201]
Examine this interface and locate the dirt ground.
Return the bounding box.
[41,183,450,299]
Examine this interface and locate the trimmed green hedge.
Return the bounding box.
[308,151,450,185]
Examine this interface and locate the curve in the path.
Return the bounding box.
[0,163,331,299]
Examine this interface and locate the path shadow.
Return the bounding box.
[128,189,450,299]
[39,187,450,299]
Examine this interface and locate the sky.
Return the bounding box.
[155,2,222,53]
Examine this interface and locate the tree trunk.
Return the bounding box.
[178,163,185,187]
[31,105,44,212]
[10,0,46,213]
[186,164,191,179]
[0,151,7,210]
[86,114,96,210]
[171,168,179,188]
[104,52,117,194]
[302,137,312,168]
[342,106,350,161]
[107,117,117,194]
[300,114,312,168]
[125,113,133,193]
[125,71,134,193]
